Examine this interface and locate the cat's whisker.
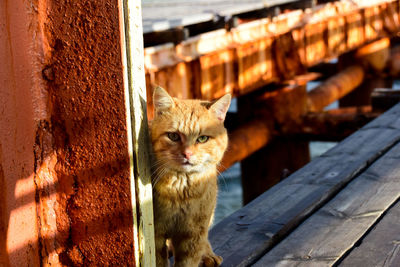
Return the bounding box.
[152,162,169,175]
[152,171,165,188]
[216,168,228,192]
[151,160,168,169]
[151,162,171,188]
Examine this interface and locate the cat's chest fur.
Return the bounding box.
[154,171,217,204]
[153,171,217,235]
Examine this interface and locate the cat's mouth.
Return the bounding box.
[179,159,198,171]
[181,158,193,166]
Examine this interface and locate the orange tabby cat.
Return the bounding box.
[150,87,231,267]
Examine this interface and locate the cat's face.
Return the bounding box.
[150,87,231,174]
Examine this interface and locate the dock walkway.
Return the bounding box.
[141,0,314,46]
[142,0,307,33]
[210,102,400,266]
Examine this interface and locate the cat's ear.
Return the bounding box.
[210,94,231,121]
[153,86,174,113]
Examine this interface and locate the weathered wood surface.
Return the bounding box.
[339,200,400,266]
[209,103,400,267]
[253,140,400,266]
[144,0,400,101]
[120,0,156,265]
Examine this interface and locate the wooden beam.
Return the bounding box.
[307,65,365,112]
[218,119,272,172]
[119,0,156,266]
[289,106,380,141]
[355,37,390,72]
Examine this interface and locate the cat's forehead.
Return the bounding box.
[163,100,220,134]
[172,103,207,132]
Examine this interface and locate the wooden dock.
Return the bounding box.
[143,0,400,203]
[142,1,400,265]
[210,102,400,266]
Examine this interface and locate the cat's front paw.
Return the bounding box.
[200,253,222,267]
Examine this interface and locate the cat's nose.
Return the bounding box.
[182,149,193,160]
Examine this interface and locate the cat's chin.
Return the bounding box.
[170,163,210,174]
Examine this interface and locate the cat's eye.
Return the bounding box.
[167,132,180,142]
[197,136,209,143]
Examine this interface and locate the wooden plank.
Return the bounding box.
[144,43,181,71]
[149,62,194,99]
[339,199,400,267]
[119,0,156,266]
[355,37,390,72]
[177,29,232,60]
[209,103,400,267]
[254,140,400,266]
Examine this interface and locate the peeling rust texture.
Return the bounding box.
[44,0,134,265]
[33,120,60,266]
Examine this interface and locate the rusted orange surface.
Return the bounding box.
[43,0,135,265]
[0,0,44,266]
[1,0,135,265]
